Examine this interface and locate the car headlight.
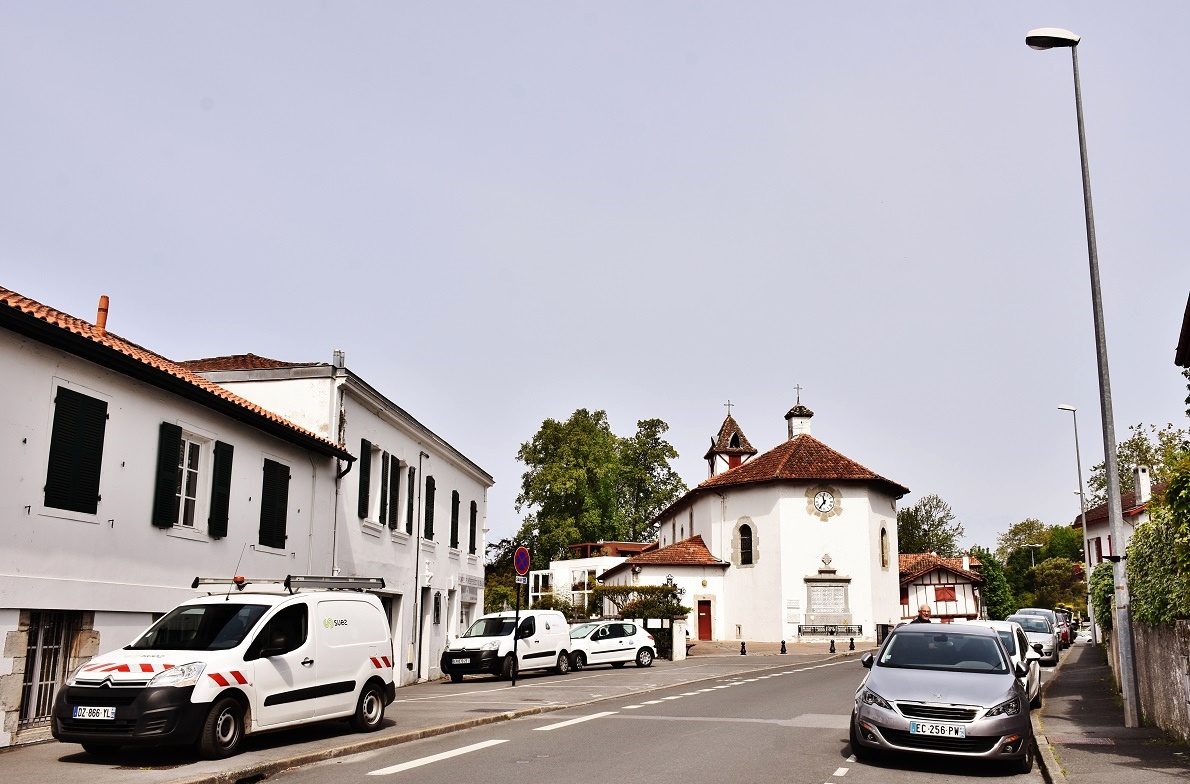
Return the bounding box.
[66,664,90,686]
[148,662,206,688]
[860,688,892,710]
[480,640,500,651]
[986,696,1021,717]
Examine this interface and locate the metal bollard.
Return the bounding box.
[740,641,747,655]
[829,639,836,654]
[780,640,787,654]
[849,637,855,651]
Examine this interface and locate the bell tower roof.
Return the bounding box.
[704,414,758,460]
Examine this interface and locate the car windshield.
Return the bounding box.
[127,603,269,651]
[570,624,598,639]
[462,617,516,638]
[877,632,1008,673]
[1009,616,1051,634]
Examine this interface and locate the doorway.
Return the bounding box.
[697,600,712,640]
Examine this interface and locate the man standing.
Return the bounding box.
[910,604,932,623]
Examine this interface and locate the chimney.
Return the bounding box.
[785,404,814,439]
[962,552,970,572]
[332,350,345,368]
[1133,465,1152,505]
[95,295,109,336]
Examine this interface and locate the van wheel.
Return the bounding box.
[501,654,518,680]
[555,652,571,675]
[450,673,464,683]
[571,652,586,671]
[635,648,654,667]
[349,681,386,732]
[81,742,120,758]
[197,697,244,759]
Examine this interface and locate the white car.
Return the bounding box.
[964,620,1042,709]
[1006,614,1060,666]
[568,621,655,670]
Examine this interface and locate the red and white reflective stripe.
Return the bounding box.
[207,671,249,687]
[81,662,177,673]
[370,656,392,669]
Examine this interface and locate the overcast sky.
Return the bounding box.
[3,3,1187,555]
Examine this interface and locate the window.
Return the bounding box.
[899,585,910,609]
[152,423,233,535]
[433,592,442,625]
[740,524,753,565]
[518,615,535,637]
[248,604,307,658]
[406,467,416,535]
[357,440,391,525]
[450,490,460,549]
[423,476,436,540]
[469,501,478,554]
[935,585,957,602]
[570,568,597,609]
[880,528,889,568]
[44,386,108,514]
[19,611,80,729]
[259,459,290,549]
[387,457,402,530]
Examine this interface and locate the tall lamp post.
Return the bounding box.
[1058,404,1098,644]
[1026,27,1139,726]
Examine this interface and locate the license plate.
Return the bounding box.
[909,721,965,738]
[72,706,116,720]
[452,658,469,665]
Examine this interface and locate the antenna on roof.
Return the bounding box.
[225,543,249,601]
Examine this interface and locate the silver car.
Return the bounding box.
[964,620,1043,709]
[851,624,1035,773]
[1006,614,1059,666]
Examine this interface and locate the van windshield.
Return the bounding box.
[127,603,269,651]
[462,617,516,638]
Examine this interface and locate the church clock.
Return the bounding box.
[805,485,842,521]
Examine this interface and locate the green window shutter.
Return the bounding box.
[387,457,401,529]
[151,422,183,528]
[358,439,372,519]
[450,490,460,549]
[469,501,478,555]
[259,459,290,549]
[209,441,234,538]
[45,387,108,514]
[379,451,390,525]
[424,476,436,540]
[406,467,416,535]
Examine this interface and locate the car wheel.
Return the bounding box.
[571,651,586,671]
[1030,688,1042,710]
[81,742,121,758]
[1011,739,1035,774]
[450,672,464,683]
[197,696,244,759]
[635,647,654,667]
[501,654,518,680]
[555,651,571,675]
[849,713,879,762]
[349,680,386,732]
[610,661,626,669]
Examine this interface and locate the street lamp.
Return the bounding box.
[1026,27,1139,726]
[1025,543,1043,569]
[1058,404,1098,644]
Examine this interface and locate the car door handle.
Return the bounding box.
[301,658,314,667]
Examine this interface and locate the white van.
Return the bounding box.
[52,575,395,759]
[440,609,571,682]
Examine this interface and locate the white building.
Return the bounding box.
[528,542,656,614]
[898,553,984,622]
[0,288,350,747]
[182,353,493,684]
[1073,466,1156,566]
[603,404,907,643]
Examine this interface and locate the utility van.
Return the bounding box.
[52,575,395,759]
[440,609,571,682]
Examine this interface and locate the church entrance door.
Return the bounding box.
[697,601,711,640]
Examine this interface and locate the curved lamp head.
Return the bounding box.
[1026,28,1081,50]
[1057,404,1076,412]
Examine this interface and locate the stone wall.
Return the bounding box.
[1129,620,1190,743]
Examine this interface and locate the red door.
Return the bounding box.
[697,601,711,640]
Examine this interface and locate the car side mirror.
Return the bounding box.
[860,652,874,669]
[1014,661,1029,678]
[1025,648,1042,661]
[1032,643,1043,653]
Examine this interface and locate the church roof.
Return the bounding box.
[598,535,728,581]
[898,553,983,584]
[698,433,909,496]
[703,414,758,460]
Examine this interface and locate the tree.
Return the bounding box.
[995,518,1049,562]
[1086,422,1190,508]
[896,494,965,557]
[1031,557,1085,611]
[618,419,687,541]
[971,546,1015,620]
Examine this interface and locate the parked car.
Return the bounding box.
[1074,629,1093,644]
[568,620,656,670]
[964,620,1043,709]
[1006,614,1060,666]
[1017,607,1068,647]
[53,575,394,759]
[850,624,1035,773]
[441,610,573,682]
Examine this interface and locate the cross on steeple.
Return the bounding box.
[723,399,734,416]
[794,384,803,405]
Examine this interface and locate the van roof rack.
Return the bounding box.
[191,575,386,594]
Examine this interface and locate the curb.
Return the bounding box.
[1032,645,1070,784]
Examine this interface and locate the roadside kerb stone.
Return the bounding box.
[1032,647,1069,784]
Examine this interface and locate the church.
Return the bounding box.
[598,402,908,643]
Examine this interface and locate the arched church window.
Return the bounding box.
[880,528,889,569]
[729,432,741,448]
[740,524,753,565]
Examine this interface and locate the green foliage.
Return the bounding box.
[995,518,1049,562]
[529,592,580,619]
[485,585,514,614]
[1126,489,1190,626]
[590,584,690,620]
[511,409,687,566]
[896,494,965,557]
[1089,561,1114,632]
[971,546,1015,620]
[1086,423,1189,508]
[1031,557,1086,611]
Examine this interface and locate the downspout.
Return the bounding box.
[331,376,352,576]
[307,453,318,575]
[412,450,429,679]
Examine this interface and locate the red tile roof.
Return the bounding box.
[598,535,727,580]
[898,553,983,585]
[0,287,351,460]
[698,434,909,495]
[178,354,321,371]
[703,414,758,460]
[1073,483,1167,528]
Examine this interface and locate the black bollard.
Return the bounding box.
[740,641,747,655]
[849,637,855,651]
[829,639,836,654]
[780,640,787,654]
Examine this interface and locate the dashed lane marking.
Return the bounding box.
[534,711,618,731]
[833,767,849,776]
[367,739,508,776]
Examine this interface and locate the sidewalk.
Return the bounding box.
[1036,641,1188,784]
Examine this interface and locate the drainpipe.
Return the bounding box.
[411,450,429,679]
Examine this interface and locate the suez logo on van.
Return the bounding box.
[323,618,348,628]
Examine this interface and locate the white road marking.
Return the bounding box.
[367,739,508,775]
[834,767,849,776]
[534,711,618,731]
[661,696,682,700]
[681,692,700,695]
[623,705,643,710]
[641,699,664,704]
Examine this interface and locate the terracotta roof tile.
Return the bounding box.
[0,287,350,459]
[698,433,909,495]
[178,354,322,371]
[598,535,727,581]
[898,552,982,585]
[1073,483,1167,528]
[703,415,758,460]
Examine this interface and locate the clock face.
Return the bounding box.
[813,491,835,513]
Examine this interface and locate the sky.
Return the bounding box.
[3,3,1187,555]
